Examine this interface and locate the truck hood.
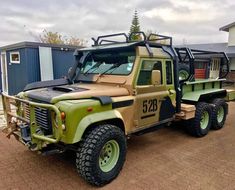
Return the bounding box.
[24,83,130,104]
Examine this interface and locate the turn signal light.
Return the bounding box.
[61,112,66,120]
[87,107,93,112]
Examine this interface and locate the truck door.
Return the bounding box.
[134,59,175,129]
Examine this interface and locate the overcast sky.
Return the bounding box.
[0,0,235,46]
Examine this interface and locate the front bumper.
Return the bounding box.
[1,93,63,150]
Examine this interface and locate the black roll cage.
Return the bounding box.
[175,48,230,82]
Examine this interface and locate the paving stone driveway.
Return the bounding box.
[0,101,235,190]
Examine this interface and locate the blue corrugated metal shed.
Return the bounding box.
[0,42,81,95]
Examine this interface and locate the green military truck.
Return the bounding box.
[2,32,235,186]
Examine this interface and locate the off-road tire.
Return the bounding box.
[187,102,212,137]
[178,64,190,81]
[211,98,228,130]
[76,124,126,186]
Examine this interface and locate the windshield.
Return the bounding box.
[80,50,136,75]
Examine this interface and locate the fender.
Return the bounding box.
[73,110,124,143]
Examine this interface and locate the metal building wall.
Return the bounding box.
[25,47,41,83]
[1,42,79,95]
[6,47,41,95]
[7,48,28,95]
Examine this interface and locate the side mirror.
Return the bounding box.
[68,67,73,75]
[67,67,73,80]
[151,70,161,85]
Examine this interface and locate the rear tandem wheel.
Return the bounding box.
[186,102,212,137]
[211,98,228,130]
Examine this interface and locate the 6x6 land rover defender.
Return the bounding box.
[2,32,235,186]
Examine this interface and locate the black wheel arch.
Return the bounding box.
[82,118,126,140]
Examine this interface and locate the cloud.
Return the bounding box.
[0,0,234,46]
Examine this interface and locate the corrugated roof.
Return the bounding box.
[0,41,83,51]
[178,43,235,57]
[181,43,227,52]
[219,22,235,32]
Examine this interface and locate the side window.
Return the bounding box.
[10,52,20,64]
[166,61,173,84]
[137,60,162,85]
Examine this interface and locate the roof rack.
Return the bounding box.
[147,34,172,46]
[91,31,173,47]
[92,33,128,46]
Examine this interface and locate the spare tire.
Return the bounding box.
[178,64,190,81]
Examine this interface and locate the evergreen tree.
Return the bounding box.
[129,10,141,41]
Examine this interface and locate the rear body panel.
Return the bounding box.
[182,79,226,102]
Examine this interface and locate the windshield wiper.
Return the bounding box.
[83,62,102,75]
[99,63,122,77]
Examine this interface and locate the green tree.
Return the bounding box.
[65,36,87,47]
[39,30,87,46]
[129,10,141,41]
[39,30,64,44]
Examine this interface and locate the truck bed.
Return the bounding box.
[182,79,227,102]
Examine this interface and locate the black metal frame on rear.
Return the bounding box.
[175,48,230,81]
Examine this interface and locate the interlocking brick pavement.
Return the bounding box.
[0,102,234,190]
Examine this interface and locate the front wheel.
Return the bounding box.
[76,124,126,186]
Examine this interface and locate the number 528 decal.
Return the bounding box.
[143,99,158,113]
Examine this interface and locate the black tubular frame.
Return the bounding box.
[175,48,230,80]
[129,31,147,41]
[92,31,173,47]
[190,49,230,79]
[92,33,129,46]
[175,47,195,83]
[147,33,173,46]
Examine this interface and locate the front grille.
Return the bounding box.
[23,103,30,120]
[23,104,52,134]
[35,107,51,132]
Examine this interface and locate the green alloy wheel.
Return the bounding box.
[217,106,224,123]
[200,110,210,130]
[99,140,120,172]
